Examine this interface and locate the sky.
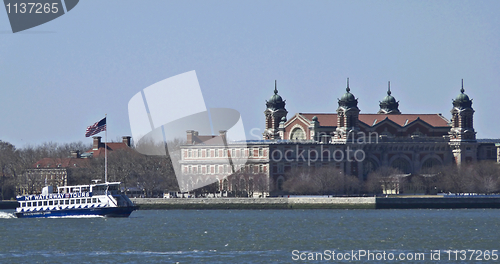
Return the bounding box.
[0,0,499,148]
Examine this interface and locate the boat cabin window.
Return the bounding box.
[92,198,97,203]
[65,200,69,205]
[43,201,47,206]
[76,199,80,204]
[70,187,80,193]
[92,185,106,195]
[54,200,58,205]
[38,201,42,206]
[81,187,89,192]
[81,199,86,204]
[87,198,91,203]
[21,202,25,207]
[108,185,120,195]
[70,199,75,205]
[49,201,53,206]
[27,202,31,207]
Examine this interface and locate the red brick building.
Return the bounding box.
[19,136,132,195]
[180,79,499,194]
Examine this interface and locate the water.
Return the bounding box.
[1,209,499,263]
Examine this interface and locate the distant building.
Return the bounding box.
[18,136,132,195]
[180,79,499,195]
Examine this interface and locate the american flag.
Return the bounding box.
[85,117,106,137]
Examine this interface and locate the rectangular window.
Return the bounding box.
[249,148,253,157]
[82,198,86,204]
[43,201,47,206]
[87,198,91,203]
[54,200,58,205]
[259,165,263,173]
[70,199,75,205]
[215,165,219,174]
[188,150,192,157]
[92,198,97,203]
[76,199,81,204]
[27,202,31,207]
[38,201,43,206]
[198,149,202,157]
[215,149,219,157]
[65,199,70,205]
[49,200,53,206]
[21,202,26,207]
[259,147,263,157]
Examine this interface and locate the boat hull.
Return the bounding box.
[15,206,138,218]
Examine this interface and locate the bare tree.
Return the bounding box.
[282,167,359,195]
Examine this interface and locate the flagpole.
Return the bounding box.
[105,114,107,183]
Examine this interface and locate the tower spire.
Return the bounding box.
[274,80,278,94]
[346,78,350,93]
[388,81,391,95]
[461,79,465,94]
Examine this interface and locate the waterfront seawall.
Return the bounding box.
[376,197,500,209]
[130,197,376,209]
[130,197,500,210]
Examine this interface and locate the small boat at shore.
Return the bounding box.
[15,181,138,218]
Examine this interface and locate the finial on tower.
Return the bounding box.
[460,79,464,94]
[388,81,391,96]
[274,80,278,94]
[346,78,350,93]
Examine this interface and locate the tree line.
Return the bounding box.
[0,139,180,200]
[280,161,500,196]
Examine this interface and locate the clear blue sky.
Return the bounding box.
[1,0,499,148]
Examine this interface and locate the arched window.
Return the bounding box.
[290,127,306,140]
[421,158,441,172]
[339,114,345,127]
[363,158,378,178]
[391,157,411,174]
[453,114,459,128]
[267,115,272,129]
[215,180,220,192]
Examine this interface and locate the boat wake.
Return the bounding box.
[0,211,16,219]
[47,215,105,219]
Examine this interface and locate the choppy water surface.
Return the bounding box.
[1,209,499,263]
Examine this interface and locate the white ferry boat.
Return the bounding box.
[15,182,138,218]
